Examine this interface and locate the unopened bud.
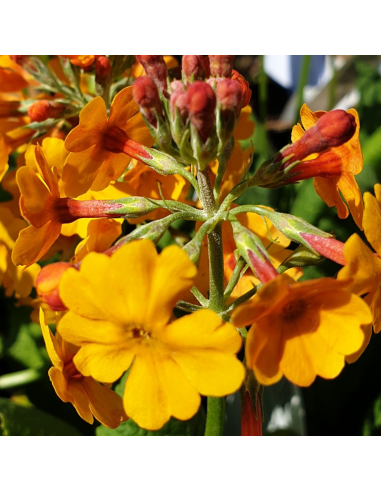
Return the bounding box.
[36,263,75,311]
[231,69,252,108]
[208,55,235,78]
[232,220,278,284]
[216,79,243,150]
[300,233,346,265]
[281,110,356,164]
[96,56,111,85]
[133,76,163,128]
[171,90,188,124]
[278,245,323,273]
[10,55,29,66]
[137,55,168,95]
[182,55,205,84]
[187,81,216,143]
[27,101,66,123]
[108,196,160,219]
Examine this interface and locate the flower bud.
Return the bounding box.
[187,81,216,143]
[27,101,66,123]
[133,76,163,128]
[300,233,346,265]
[231,69,252,108]
[281,110,356,164]
[232,220,278,284]
[136,55,168,95]
[208,55,235,78]
[216,79,243,150]
[182,55,205,84]
[171,90,188,124]
[10,55,29,66]
[36,263,75,311]
[95,56,111,85]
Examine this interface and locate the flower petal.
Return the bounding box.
[40,308,64,370]
[363,192,381,256]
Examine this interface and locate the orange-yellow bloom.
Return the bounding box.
[58,240,245,430]
[63,87,153,197]
[291,104,364,229]
[338,184,381,357]
[40,309,127,428]
[61,55,100,68]
[232,275,372,387]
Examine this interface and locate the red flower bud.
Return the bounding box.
[182,55,205,83]
[136,55,168,94]
[36,263,75,311]
[208,55,235,78]
[187,81,216,142]
[96,56,111,84]
[300,233,346,266]
[27,101,66,122]
[247,248,279,284]
[216,78,243,117]
[231,70,252,108]
[282,110,357,164]
[133,76,163,128]
[170,90,188,124]
[10,55,29,66]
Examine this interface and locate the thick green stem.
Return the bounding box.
[204,397,226,436]
[197,167,226,436]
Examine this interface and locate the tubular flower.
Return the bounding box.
[61,56,100,68]
[291,104,364,229]
[232,275,372,387]
[40,309,127,428]
[338,185,381,357]
[57,240,245,431]
[63,87,154,197]
[12,140,125,267]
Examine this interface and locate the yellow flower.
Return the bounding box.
[57,240,245,430]
[40,309,127,428]
[232,275,372,387]
[291,104,363,229]
[338,184,381,359]
[63,87,153,197]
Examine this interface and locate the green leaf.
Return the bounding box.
[0,397,82,436]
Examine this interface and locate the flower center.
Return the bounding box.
[63,359,83,380]
[127,327,151,340]
[281,299,306,321]
[103,125,129,153]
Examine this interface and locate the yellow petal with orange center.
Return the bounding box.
[65,97,107,152]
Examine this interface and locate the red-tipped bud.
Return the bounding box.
[300,233,346,266]
[187,81,216,142]
[27,101,65,122]
[247,249,279,284]
[136,55,168,94]
[10,55,29,66]
[182,55,205,83]
[36,263,75,311]
[241,392,263,436]
[170,80,185,93]
[133,76,163,128]
[96,56,111,84]
[232,70,252,108]
[282,110,357,164]
[208,55,235,78]
[216,78,243,118]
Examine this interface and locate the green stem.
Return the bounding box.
[0,368,42,390]
[205,397,226,436]
[197,167,226,436]
[295,55,312,123]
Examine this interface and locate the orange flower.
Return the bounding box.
[63,87,153,197]
[61,55,100,68]
[291,104,364,229]
[40,309,127,428]
[232,275,372,387]
[0,55,31,92]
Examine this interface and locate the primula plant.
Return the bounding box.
[0,55,376,436]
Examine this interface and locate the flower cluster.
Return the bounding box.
[0,54,375,436]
